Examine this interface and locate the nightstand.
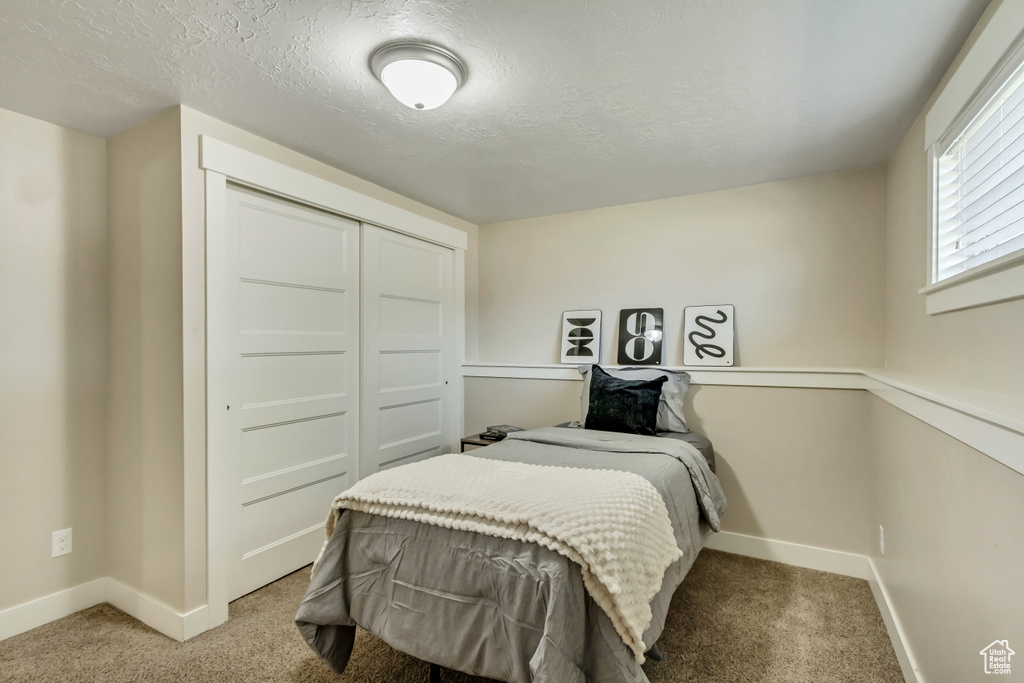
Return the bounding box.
[460,434,494,452]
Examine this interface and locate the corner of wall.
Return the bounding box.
[106,107,187,611]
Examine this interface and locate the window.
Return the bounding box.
[934,61,1024,283]
[923,8,1024,315]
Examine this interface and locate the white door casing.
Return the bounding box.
[223,186,359,601]
[361,223,455,474]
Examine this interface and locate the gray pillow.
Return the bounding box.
[579,365,690,433]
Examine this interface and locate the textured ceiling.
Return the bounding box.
[0,0,991,224]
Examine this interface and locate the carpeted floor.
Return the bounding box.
[0,550,903,682]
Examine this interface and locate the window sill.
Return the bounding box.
[919,252,1024,314]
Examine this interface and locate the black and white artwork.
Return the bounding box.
[560,310,602,363]
[683,305,735,366]
[617,308,664,365]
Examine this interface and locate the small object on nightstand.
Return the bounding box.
[460,426,524,452]
[479,425,524,441]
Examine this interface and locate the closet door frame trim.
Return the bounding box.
[202,136,466,629]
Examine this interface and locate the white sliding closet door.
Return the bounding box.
[223,186,359,601]
[361,224,455,474]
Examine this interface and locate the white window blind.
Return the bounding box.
[936,62,1024,282]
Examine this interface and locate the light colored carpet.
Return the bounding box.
[0,550,903,682]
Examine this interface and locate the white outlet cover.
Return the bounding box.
[52,528,72,557]
[879,525,885,556]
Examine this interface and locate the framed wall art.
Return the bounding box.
[560,310,602,363]
[683,304,735,366]
[617,308,664,365]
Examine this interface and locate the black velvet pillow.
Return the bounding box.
[584,365,667,436]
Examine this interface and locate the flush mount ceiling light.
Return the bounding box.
[370,41,466,110]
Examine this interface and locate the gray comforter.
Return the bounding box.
[295,427,727,683]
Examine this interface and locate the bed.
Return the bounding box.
[295,366,727,683]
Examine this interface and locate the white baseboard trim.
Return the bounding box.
[704,531,871,579]
[867,558,923,683]
[105,578,209,642]
[706,532,918,683]
[0,578,210,644]
[0,578,107,641]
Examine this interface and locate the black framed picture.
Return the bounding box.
[617,308,663,365]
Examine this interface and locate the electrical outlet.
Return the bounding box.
[52,528,72,558]
[879,525,885,556]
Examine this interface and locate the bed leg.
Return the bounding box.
[429,662,441,682]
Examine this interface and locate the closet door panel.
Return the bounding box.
[240,281,349,334]
[378,297,442,336]
[241,456,348,506]
[362,224,454,475]
[240,353,348,405]
[240,396,348,430]
[379,350,442,391]
[224,186,358,601]
[379,399,443,445]
[377,237,445,292]
[237,202,351,290]
[241,414,349,481]
[378,445,444,471]
[240,476,346,551]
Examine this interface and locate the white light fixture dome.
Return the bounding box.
[370,41,466,110]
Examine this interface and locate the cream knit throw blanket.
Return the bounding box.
[320,453,682,662]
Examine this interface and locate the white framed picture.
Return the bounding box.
[560,310,602,364]
[683,305,735,366]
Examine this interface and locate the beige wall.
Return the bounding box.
[687,386,872,554]
[106,108,186,609]
[477,166,888,367]
[0,108,108,610]
[868,397,1024,682]
[465,378,583,434]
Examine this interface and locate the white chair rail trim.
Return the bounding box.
[462,363,1024,476]
[463,363,869,388]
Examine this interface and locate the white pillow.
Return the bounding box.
[579,365,690,433]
